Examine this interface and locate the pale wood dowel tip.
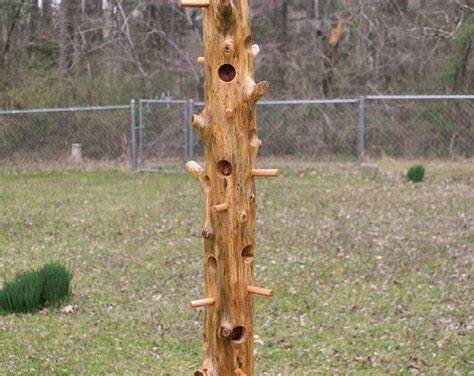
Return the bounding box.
[251,44,260,57]
[197,56,205,64]
[192,114,205,130]
[252,81,269,102]
[212,203,228,213]
[185,161,203,179]
[251,169,280,177]
[247,285,273,297]
[190,298,215,308]
[179,0,210,8]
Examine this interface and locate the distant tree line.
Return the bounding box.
[0,0,472,109]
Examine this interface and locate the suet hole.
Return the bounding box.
[218,64,236,82]
[217,160,233,176]
[231,326,245,343]
[242,245,254,263]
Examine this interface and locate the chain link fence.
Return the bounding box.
[0,96,472,171]
[364,96,474,159]
[137,96,473,171]
[0,103,134,169]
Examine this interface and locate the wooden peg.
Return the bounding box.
[197,56,205,64]
[190,298,215,308]
[179,0,210,7]
[217,0,233,16]
[186,161,203,179]
[220,323,233,338]
[212,203,228,213]
[235,369,247,376]
[247,285,273,297]
[251,81,269,102]
[224,38,235,54]
[192,114,205,130]
[252,44,260,57]
[252,169,280,177]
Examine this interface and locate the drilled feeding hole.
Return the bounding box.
[218,64,236,82]
[207,256,217,273]
[231,326,245,343]
[217,160,233,176]
[242,245,254,264]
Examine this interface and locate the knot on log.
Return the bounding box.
[217,0,233,18]
[202,223,214,239]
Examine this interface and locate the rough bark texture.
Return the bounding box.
[182,1,271,375]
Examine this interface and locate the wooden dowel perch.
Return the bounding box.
[212,203,228,213]
[190,298,215,309]
[252,169,280,177]
[247,285,273,297]
[186,161,204,179]
[251,44,260,57]
[192,114,205,130]
[197,56,205,64]
[179,0,209,7]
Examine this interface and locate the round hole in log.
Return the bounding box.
[217,160,233,176]
[242,245,254,263]
[218,64,236,82]
[207,256,217,273]
[231,326,246,343]
[194,371,206,376]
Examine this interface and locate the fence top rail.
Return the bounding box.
[140,99,188,104]
[258,99,359,105]
[366,95,474,100]
[193,99,359,106]
[0,104,131,116]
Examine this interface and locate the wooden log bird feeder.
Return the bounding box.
[179,0,279,375]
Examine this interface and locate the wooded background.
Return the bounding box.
[0,0,473,109]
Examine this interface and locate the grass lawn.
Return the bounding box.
[0,161,472,375]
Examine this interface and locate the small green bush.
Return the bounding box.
[0,271,44,313]
[407,164,425,183]
[39,263,72,306]
[0,262,72,315]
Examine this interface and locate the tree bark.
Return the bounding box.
[181,0,275,375]
[59,0,78,82]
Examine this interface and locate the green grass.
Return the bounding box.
[0,161,473,374]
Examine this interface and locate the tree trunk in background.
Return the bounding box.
[273,0,289,95]
[318,0,337,19]
[41,0,52,23]
[28,0,38,36]
[59,0,78,83]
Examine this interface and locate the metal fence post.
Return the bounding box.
[184,100,189,162]
[358,96,366,162]
[130,99,136,172]
[189,99,194,161]
[139,100,144,171]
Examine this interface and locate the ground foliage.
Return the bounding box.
[0,263,71,314]
[0,161,472,374]
[407,164,426,183]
